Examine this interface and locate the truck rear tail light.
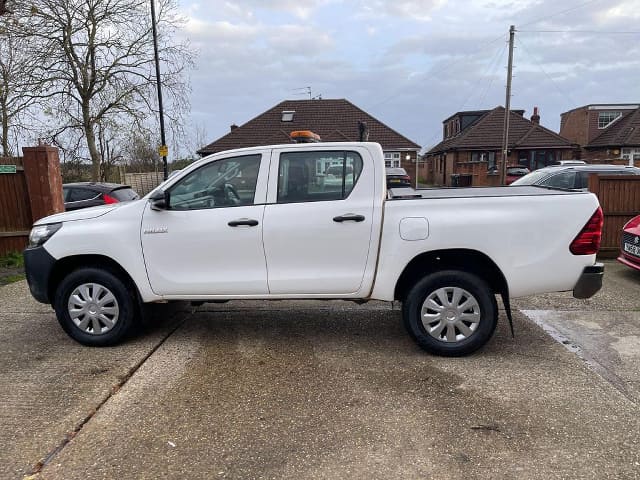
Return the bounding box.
[570,207,603,255]
[103,193,119,204]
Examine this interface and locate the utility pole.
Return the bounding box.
[500,25,515,185]
[150,0,168,180]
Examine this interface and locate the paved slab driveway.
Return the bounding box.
[1,263,639,479]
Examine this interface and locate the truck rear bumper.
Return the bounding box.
[572,263,604,299]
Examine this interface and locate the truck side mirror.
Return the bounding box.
[149,189,170,210]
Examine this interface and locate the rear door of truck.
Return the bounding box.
[262,145,379,295]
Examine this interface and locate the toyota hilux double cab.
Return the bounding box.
[24,141,604,356]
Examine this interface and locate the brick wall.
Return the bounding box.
[560,107,590,145]
[561,107,638,151]
[581,150,640,167]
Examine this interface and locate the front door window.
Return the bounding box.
[169,155,261,210]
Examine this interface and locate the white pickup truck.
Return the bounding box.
[24,141,604,356]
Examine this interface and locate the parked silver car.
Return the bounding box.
[510,164,640,190]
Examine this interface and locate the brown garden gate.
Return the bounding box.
[0,147,64,256]
[0,158,32,255]
[588,174,640,257]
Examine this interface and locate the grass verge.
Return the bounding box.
[0,251,26,286]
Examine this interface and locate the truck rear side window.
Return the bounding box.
[277,151,363,203]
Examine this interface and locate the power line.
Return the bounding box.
[457,40,507,110]
[476,42,508,108]
[371,33,507,108]
[518,0,603,29]
[520,30,640,34]
[416,37,508,150]
[516,36,577,109]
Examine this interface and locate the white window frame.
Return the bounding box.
[281,110,295,122]
[384,152,401,168]
[621,148,640,162]
[598,112,621,129]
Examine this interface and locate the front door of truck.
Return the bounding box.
[141,151,270,296]
[262,148,375,295]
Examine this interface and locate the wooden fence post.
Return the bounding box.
[22,146,64,223]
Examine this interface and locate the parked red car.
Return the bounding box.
[505,166,530,185]
[617,215,640,272]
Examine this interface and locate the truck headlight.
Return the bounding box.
[28,223,62,248]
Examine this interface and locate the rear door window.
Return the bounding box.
[277,151,363,203]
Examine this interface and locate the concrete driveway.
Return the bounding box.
[1,261,640,479]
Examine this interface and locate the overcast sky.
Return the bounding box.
[177,0,640,152]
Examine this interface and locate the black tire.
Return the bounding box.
[402,270,498,356]
[54,267,137,346]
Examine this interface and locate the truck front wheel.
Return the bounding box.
[402,270,497,356]
[54,267,137,346]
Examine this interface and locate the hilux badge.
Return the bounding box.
[144,227,168,234]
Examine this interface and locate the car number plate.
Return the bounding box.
[624,242,640,257]
[390,179,400,183]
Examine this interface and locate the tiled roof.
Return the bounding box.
[198,99,421,155]
[587,108,640,148]
[427,106,574,154]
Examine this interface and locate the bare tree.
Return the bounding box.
[189,121,209,157]
[0,16,45,156]
[124,129,160,173]
[12,0,192,180]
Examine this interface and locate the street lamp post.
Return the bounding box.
[150,0,168,180]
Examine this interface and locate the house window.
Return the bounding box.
[281,110,295,122]
[384,152,401,168]
[622,148,640,162]
[598,112,621,129]
[470,151,496,170]
[487,152,496,171]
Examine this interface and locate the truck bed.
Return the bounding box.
[387,186,585,199]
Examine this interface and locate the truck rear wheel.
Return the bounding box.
[402,270,497,356]
[54,267,137,346]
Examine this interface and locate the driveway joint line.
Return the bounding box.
[522,309,638,407]
[25,313,190,477]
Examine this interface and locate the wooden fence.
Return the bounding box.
[117,167,164,196]
[588,174,640,258]
[0,157,32,256]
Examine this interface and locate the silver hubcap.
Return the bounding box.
[67,283,119,335]
[421,287,481,343]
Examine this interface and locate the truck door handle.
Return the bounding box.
[333,214,365,223]
[228,218,259,227]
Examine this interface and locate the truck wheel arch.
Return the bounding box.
[394,249,508,302]
[48,255,139,307]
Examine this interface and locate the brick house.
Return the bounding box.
[425,106,576,186]
[559,104,640,165]
[197,99,421,181]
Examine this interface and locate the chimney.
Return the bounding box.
[230,124,238,131]
[531,106,540,125]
